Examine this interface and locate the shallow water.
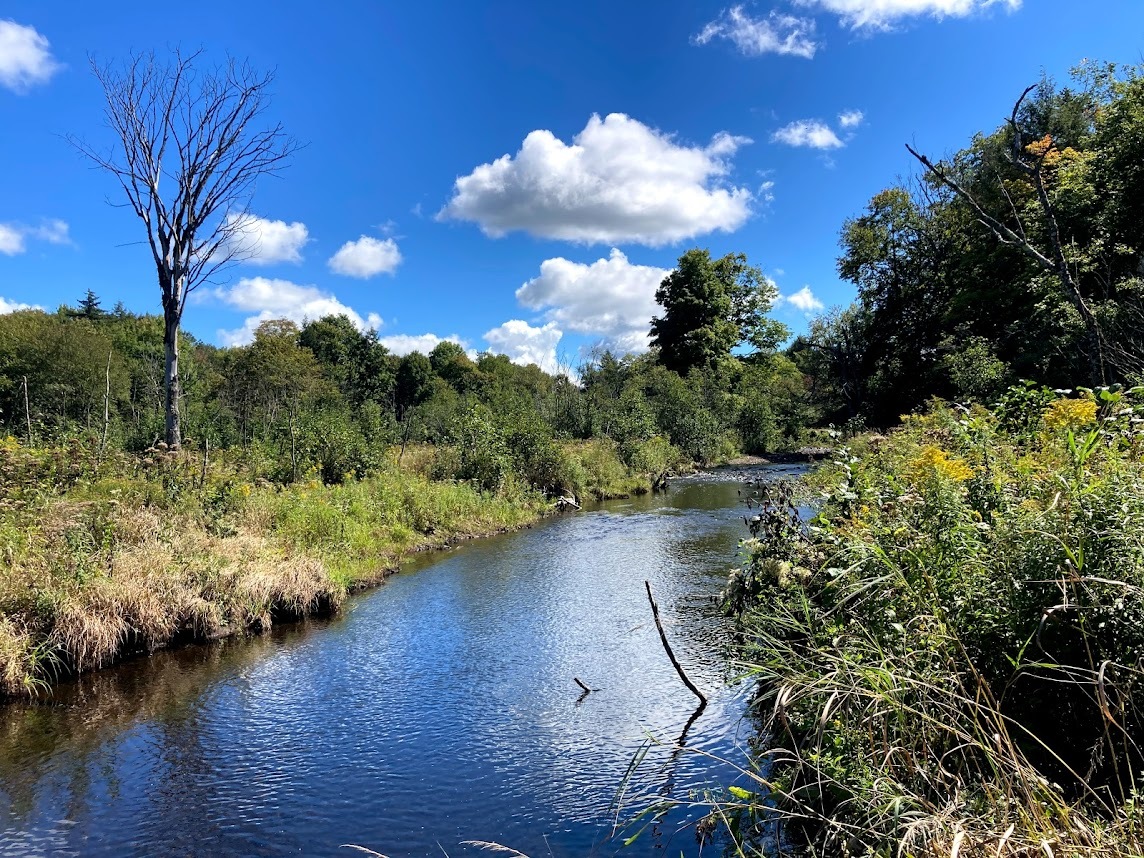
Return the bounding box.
[0,466,804,857]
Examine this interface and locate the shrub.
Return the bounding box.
[712,389,1144,856]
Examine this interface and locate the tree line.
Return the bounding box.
[0,251,810,494]
[795,62,1144,426]
[9,59,1144,489]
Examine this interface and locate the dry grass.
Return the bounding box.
[1,496,348,693]
[0,451,546,698]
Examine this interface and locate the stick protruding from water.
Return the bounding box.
[644,580,707,707]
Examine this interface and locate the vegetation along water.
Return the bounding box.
[5,40,1144,858]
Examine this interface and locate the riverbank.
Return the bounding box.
[0,439,563,698]
[0,427,788,699]
[0,461,758,857]
[719,388,1144,856]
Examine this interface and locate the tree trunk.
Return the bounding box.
[100,350,112,460]
[22,376,32,444]
[163,310,181,448]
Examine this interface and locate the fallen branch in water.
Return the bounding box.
[644,580,707,707]
[574,676,592,694]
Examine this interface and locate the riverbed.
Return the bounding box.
[0,466,802,857]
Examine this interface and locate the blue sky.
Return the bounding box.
[2,0,1143,373]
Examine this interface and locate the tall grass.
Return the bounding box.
[0,436,547,697]
[716,388,1144,856]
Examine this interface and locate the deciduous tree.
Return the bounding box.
[650,249,785,375]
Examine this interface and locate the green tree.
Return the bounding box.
[73,289,106,320]
[224,320,330,476]
[395,352,433,421]
[429,340,477,393]
[650,249,785,375]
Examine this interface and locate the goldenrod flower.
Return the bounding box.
[911,445,974,482]
[1044,398,1098,431]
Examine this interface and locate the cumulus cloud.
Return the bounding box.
[516,248,668,353]
[0,219,72,254]
[483,320,564,374]
[778,285,825,314]
[838,109,865,128]
[772,120,845,150]
[694,6,819,58]
[226,214,309,265]
[0,20,61,92]
[328,236,402,278]
[214,277,382,346]
[795,0,1020,30]
[0,296,42,314]
[440,113,753,246]
[377,333,470,357]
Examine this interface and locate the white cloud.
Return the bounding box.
[377,332,470,357]
[226,214,309,265]
[838,109,865,128]
[440,113,753,246]
[214,277,382,346]
[694,6,819,59]
[483,320,564,374]
[0,225,25,255]
[0,219,72,254]
[772,120,845,149]
[778,285,825,314]
[795,0,1020,30]
[328,236,402,278]
[516,248,668,354]
[33,219,70,244]
[0,21,61,93]
[0,296,42,314]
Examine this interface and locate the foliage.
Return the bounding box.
[815,64,1144,425]
[715,390,1144,856]
[650,248,787,376]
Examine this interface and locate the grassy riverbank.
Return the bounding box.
[720,386,1144,856]
[0,438,575,698]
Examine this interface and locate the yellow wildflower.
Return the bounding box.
[1043,398,1098,431]
[911,445,974,482]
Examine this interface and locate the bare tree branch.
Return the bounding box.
[69,50,298,445]
[905,82,1108,383]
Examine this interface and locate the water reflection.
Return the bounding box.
[0,466,802,857]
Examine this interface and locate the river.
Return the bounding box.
[0,466,801,857]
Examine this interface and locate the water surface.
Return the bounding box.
[0,466,802,857]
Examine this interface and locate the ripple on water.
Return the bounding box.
[0,471,798,857]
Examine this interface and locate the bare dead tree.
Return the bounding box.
[905,84,1108,384]
[71,49,297,447]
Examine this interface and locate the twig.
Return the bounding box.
[574,676,592,694]
[645,580,707,706]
